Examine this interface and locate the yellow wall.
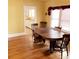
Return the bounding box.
[8,0,24,33]
[8,0,70,33]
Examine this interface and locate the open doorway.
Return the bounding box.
[24,6,37,32]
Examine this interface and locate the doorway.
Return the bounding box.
[24,6,37,32]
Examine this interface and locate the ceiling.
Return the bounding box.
[39,0,50,2]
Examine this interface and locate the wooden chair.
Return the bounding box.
[54,34,70,59]
[40,21,47,28]
[31,23,39,43]
[39,21,48,43]
[54,26,62,31]
[31,23,45,43]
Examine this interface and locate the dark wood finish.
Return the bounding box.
[31,23,45,43]
[33,28,69,53]
[31,23,39,43]
[34,28,64,39]
[48,5,70,15]
[40,21,47,28]
[31,23,38,30]
[54,34,70,59]
[30,27,61,53]
[54,27,62,29]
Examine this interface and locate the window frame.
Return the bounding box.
[50,8,70,31]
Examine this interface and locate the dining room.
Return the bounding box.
[8,0,70,59]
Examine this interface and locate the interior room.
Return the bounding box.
[8,0,70,59]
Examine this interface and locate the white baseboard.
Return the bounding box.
[8,32,26,38]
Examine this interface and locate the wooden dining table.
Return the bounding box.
[32,27,69,53]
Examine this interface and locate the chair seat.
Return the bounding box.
[53,34,70,59]
[54,43,67,49]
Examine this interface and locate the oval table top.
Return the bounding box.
[33,28,69,40]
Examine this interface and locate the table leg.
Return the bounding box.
[49,40,56,53]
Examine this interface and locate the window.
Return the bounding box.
[61,9,70,31]
[51,9,70,31]
[51,9,60,28]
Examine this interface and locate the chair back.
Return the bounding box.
[54,27,62,31]
[31,23,38,37]
[40,21,47,28]
[55,26,62,29]
[62,34,70,46]
[31,23,38,30]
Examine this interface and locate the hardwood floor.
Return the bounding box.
[8,31,69,59]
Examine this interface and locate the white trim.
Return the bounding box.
[59,9,62,27]
[8,32,26,38]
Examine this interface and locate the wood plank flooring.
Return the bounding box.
[8,30,69,59]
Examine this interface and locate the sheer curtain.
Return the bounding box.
[61,9,70,31]
[51,9,60,28]
[51,9,70,32]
